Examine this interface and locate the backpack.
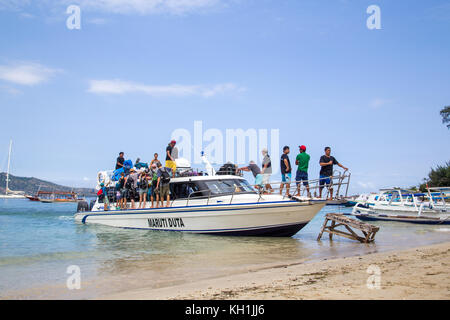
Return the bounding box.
[97,188,104,199]
[160,168,171,184]
[125,176,134,189]
[139,176,148,188]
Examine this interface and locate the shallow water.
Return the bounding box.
[0,199,449,299]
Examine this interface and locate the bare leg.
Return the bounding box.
[166,195,170,207]
[295,184,300,196]
[306,185,311,197]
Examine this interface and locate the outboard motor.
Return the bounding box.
[77,200,89,212]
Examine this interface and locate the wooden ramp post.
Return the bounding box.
[317,213,379,243]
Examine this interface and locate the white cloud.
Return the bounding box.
[88,79,245,97]
[0,62,61,86]
[71,0,223,15]
[1,0,231,16]
[369,98,392,109]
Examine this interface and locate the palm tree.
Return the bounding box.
[441,106,450,129]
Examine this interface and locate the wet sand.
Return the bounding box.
[102,242,450,300]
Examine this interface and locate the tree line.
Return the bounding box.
[415,106,450,191]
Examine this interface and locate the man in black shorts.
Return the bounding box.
[319,147,348,199]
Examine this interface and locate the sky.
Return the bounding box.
[0,0,449,194]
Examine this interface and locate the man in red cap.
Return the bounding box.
[295,145,311,197]
[165,140,177,178]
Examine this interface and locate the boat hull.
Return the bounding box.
[325,199,349,206]
[26,195,40,201]
[74,201,325,237]
[352,206,449,225]
[0,194,25,199]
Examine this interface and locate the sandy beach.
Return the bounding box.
[102,241,450,300]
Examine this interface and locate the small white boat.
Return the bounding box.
[75,158,325,237]
[0,140,25,199]
[352,188,449,224]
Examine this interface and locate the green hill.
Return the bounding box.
[0,172,96,197]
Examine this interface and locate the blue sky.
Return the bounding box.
[0,0,449,193]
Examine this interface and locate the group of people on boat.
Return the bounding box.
[98,140,349,211]
[237,145,348,199]
[98,140,179,210]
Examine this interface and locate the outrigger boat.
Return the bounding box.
[75,156,326,237]
[38,191,81,203]
[352,188,449,224]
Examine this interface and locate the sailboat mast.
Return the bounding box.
[5,140,12,194]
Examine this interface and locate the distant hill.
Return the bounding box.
[0,172,96,196]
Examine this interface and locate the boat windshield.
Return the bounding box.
[202,179,256,195]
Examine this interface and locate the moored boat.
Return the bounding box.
[0,140,25,199]
[75,159,326,237]
[38,191,81,203]
[351,188,449,224]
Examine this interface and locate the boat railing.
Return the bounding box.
[262,170,351,201]
[168,171,351,207]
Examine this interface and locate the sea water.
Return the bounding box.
[0,199,449,299]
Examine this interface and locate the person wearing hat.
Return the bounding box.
[165,140,177,178]
[295,145,311,197]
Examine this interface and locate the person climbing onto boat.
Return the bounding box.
[280,146,292,197]
[165,140,177,178]
[261,148,273,193]
[295,145,311,198]
[238,161,263,190]
[156,162,172,208]
[116,152,125,170]
[319,146,348,200]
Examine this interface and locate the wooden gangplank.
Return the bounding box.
[317,213,379,243]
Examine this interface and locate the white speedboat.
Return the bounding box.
[75,160,325,237]
[352,188,449,224]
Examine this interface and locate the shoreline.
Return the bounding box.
[101,241,450,300]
